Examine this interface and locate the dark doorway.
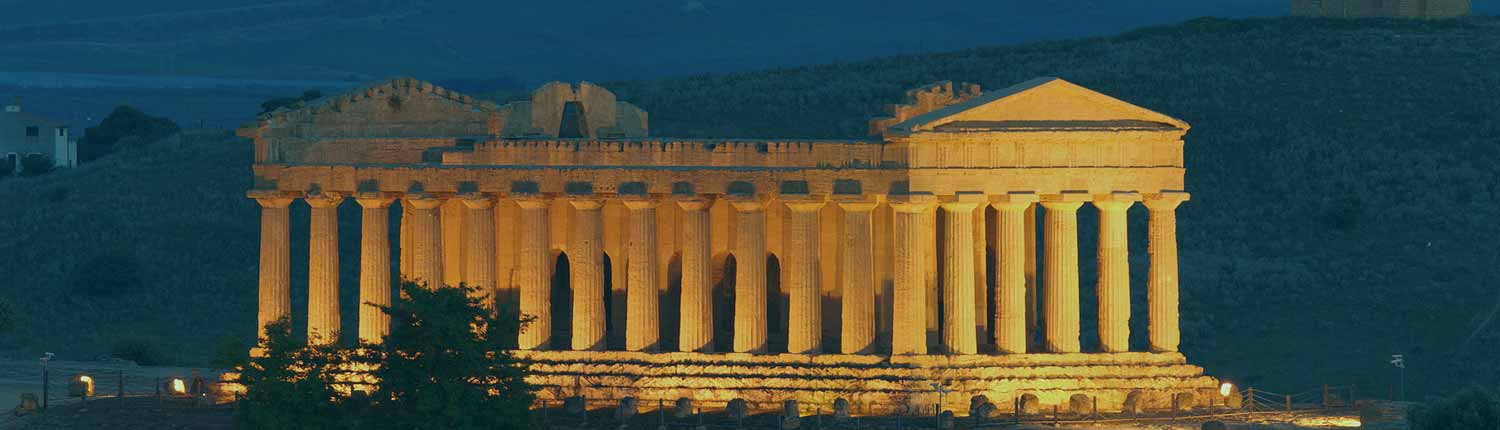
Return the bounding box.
[559,101,586,138]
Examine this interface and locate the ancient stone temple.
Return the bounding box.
[238,77,1220,415]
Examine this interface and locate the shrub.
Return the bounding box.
[258,90,323,115]
[78,105,180,162]
[0,296,15,333]
[1409,386,1500,430]
[0,156,13,177]
[72,252,141,297]
[110,337,166,365]
[232,318,346,430]
[18,154,54,176]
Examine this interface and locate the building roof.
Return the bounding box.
[887,77,1189,134]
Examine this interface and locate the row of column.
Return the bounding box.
[251,189,1187,355]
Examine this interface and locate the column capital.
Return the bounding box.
[781,195,827,213]
[834,197,880,212]
[1143,191,1191,211]
[939,192,984,211]
[513,195,553,209]
[620,196,661,210]
[354,192,397,209]
[676,197,714,211]
[1041,190,1092,203]
[888,194,936,212]
[1093,191,1141,211]
[568,197,604,211]
[248,190,297,208]
[304,191,345,208]
[404,192,446,209]
[457,192,496,209]
[991,191,1039,211]
[728,197,764,212]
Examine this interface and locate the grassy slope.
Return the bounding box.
[1,17,1497,397]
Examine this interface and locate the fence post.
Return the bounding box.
[1351,384,1357,407]
[41,365,48,411]
[118,370,125,402]
[1247,388,1255,412]
[1285,394,1291,412]
[659,398,665,427]
[1092,396,1098,419]
[1053,405,1059,426]
[1323,384,1329,408]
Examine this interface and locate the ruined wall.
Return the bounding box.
[869,81,982,137]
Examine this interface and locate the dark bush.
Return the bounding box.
[0,296,15,333]
[1409,386,1500,430]
[110,337,166,365]
[78,105,180,162]
[72,252,141,297]
[258,89,323,115]
[18,154,54,177]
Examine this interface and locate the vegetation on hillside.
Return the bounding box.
[1408,386,1500,430]
[603,16,1500,396]
[78,105,181,162]
[0,17,1497,401]
[232,281,534,430]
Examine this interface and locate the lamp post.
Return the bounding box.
[1390,354,1405,401]
[40,352,53,411]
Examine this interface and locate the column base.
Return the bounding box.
[515,350,1219,415]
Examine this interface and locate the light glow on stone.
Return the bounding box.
[1220,382,1233,397]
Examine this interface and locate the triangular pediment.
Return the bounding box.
[888,77,1188,134]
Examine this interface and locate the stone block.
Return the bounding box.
[726,398,748,420]
[1018,393,1042,415]
[673,397,692,418]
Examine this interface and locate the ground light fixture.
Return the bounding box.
[1219,382,1234,397]
[70,374,94,397]
[168,377,188,396]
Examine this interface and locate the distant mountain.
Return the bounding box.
[2,17,1498,401]
[0,0,1333,83]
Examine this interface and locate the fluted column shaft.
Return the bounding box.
[1041,198,1085,353]
[940,200,980,355]
[306,193,343,345]
[890,197,933,355]
[623,199,661,351]
[1094,194,1139,353]
[839,200,878,355]
[992,195,1036,354]
[784,199,825,354]
[516,198,552,350]
[462,195,497,310]
[356,194,395,344]
[570,198,606,351]
[1145,193,1189,352]
[1024,205,1038,339]
[731,199,767,354]
[406,195,446,288]
[253,195,294,340]
[677,199,714,352]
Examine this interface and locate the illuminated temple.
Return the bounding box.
[238,77,1219,414]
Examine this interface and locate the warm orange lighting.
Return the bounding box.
[1220,382,1233,397]
[171,378,187,395]
[71,374,95,397]
[1293,416,1361,428]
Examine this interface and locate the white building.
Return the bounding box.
[0,97,78,174]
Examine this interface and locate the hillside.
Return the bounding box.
[3,16,1499,399]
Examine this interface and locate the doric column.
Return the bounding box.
[890,195,934,355]
[1024,204,1038,339]
[251,192,294,340]
[940,195,982,355]
[1145,192,1190,352]
[1094,192,1141,353]
[837,197,879,355]
[570,197,606,351]
[1041,192,1088,353]
[405,194,446,289]
[730,197,767,354]
[305,192,343,345]
[461,193,497,310]
[515,197,553,350]
[783,196,825,354]
[355,193,395,344]
[992,193,1037,354]
[677,198,714,352]
[623,197,661,351]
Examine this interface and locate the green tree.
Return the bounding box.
[232,318,348,430]
[1409,386,1500,430]
[78,105,180,162]
[359,281,535,430]
[18,154,54,176]
[0,296,15,333]
[258,90,324,115]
